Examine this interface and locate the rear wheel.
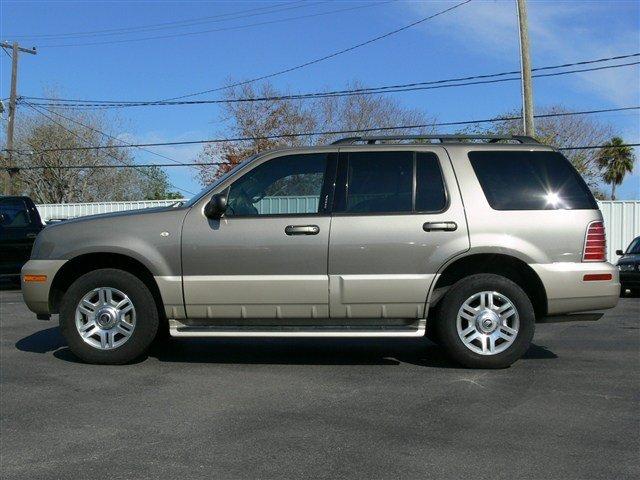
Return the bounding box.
[59,269,159,364]
[436,274,535,368]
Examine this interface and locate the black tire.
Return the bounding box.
[436,274,535,369]
[59,269,159,364]
[425,310,441,345]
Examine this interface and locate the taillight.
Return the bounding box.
[583,221,606,262]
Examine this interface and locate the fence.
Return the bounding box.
[36,199,639,263]
[36,199,183,222]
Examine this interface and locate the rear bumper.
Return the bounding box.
[530,262,620,315]
[21,260,67,315]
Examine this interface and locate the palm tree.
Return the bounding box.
[596,137,635,200]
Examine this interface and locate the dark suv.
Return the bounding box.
[617,236,640,295]
[0,196,44,280]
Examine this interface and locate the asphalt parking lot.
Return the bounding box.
[1,288,638,480]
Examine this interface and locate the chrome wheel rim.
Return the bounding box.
[456,291,519,356]
[75,287,136,350]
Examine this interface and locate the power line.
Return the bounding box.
[8,143,639,171]
[26,102,199,171]
[161,0,473,102]
[23,53,640,109]
[559,144,640,150]
[22,102,195,194]
[35,1,394,48]
[5,1,310,39]
[8,105,639,154]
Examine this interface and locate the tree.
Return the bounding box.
[7,103,167,203]
[195,81,435,185]
[139,165,183,200]
[596,137,635,200]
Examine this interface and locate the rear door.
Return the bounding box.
[328,147,469,319]
[181,151,337,320]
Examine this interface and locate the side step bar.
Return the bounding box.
[169,319,426,338]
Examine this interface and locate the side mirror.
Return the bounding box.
[0,213,5,224]
[204,193,228,219]
[616,249,624,256]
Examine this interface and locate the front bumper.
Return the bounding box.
[530,262,620,315]
[21,260,68,315]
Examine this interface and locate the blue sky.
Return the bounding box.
[2,0,639,199]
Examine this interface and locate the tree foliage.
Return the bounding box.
[195,81,434,186]
[8,106,178,203]
[596,136,635,200]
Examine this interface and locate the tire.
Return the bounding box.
[59,269,159,364]
[436,274,535,369]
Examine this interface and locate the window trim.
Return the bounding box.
[332,150,450,217]
[221,152,339,219]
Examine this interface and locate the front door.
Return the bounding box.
[328,148,470,319]
[181,152,337,320]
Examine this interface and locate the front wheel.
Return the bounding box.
[436,274,535,369]
[59,269,159,364]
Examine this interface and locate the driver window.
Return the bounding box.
[226,153,328,216]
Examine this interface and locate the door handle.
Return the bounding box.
[285,225,320,236]
[423,221,457,232]
[26,233,38,239]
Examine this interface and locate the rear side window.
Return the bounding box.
[345,151,413,213]
[337,151,447,214]
[469,151,598,210]
[0,198,30,227]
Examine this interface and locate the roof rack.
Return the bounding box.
[331,134,539,145]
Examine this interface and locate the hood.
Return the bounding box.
[51,204,183,226]
[31,204,190,261]
[617,253,640,265]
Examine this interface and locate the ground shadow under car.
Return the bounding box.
[16,325,558,367]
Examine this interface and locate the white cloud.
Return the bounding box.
[408,0,640,106]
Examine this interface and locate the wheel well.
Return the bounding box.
[49,253,165,319]
[431,253,548,318]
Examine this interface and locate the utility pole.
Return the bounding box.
[2,41,37,195]
[516,0,534,137]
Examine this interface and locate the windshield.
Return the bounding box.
[626,237,640,254]
[180,156,256,208]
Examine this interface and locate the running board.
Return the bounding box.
[169,319,426,338]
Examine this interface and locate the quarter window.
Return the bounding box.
[226,153,328,216]
[416,152,447,212]
[469,151,598,210]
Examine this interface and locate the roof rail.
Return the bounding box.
[331,134,539,145]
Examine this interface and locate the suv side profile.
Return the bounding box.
[21,135,620,368]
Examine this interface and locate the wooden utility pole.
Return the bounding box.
[516,0,534,136]
[2,41,37,195]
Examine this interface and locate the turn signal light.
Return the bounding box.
[583,221,606,262]
[583,273,613,282]
[23,274,47,283]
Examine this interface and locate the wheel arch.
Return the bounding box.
[429,252,548,318]
[49,252,165,319]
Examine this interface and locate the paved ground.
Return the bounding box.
[1,288,638,480]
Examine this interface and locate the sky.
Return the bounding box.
[1,0,639,199]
